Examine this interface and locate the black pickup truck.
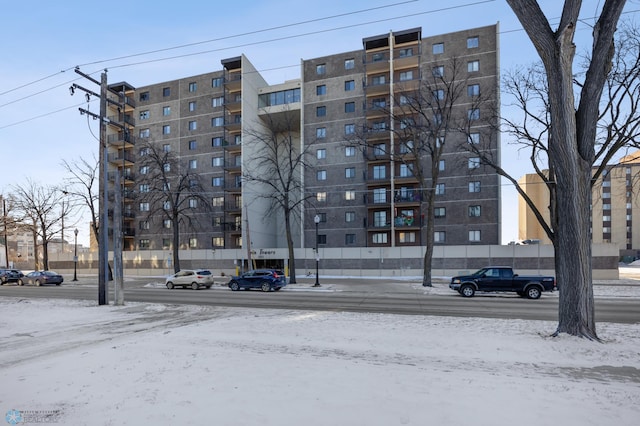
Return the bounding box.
[449,266,556,299]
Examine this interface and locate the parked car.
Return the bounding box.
[228,269,287,292]
[17,270,64,286]
[165,269,214,290]
[449,266,555,299]
[0,269,24,284]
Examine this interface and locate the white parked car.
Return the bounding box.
[165,269,214,290]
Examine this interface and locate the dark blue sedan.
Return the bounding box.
[18,271,64,286]
[228,269,287,292]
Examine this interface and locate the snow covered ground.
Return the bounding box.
[1,284,639,426]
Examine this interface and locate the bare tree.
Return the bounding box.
[136,142,212,273]
[61,156,100,249]
[12,180,72,270]
[500,0,628,340]
[242,109,313,283]
[351,57,497,286]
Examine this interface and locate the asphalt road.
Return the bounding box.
[1,276,638,324]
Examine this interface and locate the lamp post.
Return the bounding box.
[73,228,78,282]
[313,214,321,287]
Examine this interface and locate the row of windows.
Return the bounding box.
[137,115,239,137]
[313,36,480,76]
[138,78,226,103]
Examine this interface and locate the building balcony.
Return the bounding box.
[224,73,242,92]
[107,131,136,148]
[108,151,135,166]
[364,82,390,97]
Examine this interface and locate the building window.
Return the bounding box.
[433,89,444,100]
[162,143,170,152]
[210,96,223,107]
[162,239,171,249]
[345,234,356,245]
[189,238,197,248]
[316,85,326,95]
[468,84,480,97]
[189,160,197,169]
[139,184,149,193]
[432,43,444,54]
[212,177,223,187]
[398,48,413,57]
[399,71,413,81]
[163,219,171,229]
[468,108,480,120]
[372,233,388,244]
[439,160,445,171]
[468,157,481,169]
[212,117,224,127]
[163,163,171,172]
[139,165,149,175]
[163,87,170,97]
[189,82,197,92]
[316,106,326,117]
[317,149,326,159]
[139,239,150,249]
[373,188,386,203]
[345,211,356,222]
[373,165,386,179]
[189,140,197,150]
[163,201,171,210]
[139,91,149,101]
[189,199,198,208]
[316,127,326,138]
[434,232,445,243]
[345,146,356,157]
[212,196,224,207]
[467,36,479,48]
[436,183,445,195]
[162,125,170,135]
[374,143,386,156]
[139,220,149,230]
[432,66,444,77]
[468,133,480,144]
[371,75,386,85]
[316,192,327,202]
[139,202,150,212]
[469,205,481,217]
[374,211,387,227]
[468,60,480,72]
[212,157,224,167]
[398,232,415,243]
[188,121,197,131]
[139,110,149,120]
[316,64,326,75]
[212,237,224,247]
[345,102,355,113]
[434,207,446,218]
[344,58,355,69]
[345,190,356,201]
[345,124,355,135]
[399,164,413,177]
[469,181,481,193]
[212,137,223,147]
[345,80,355,91]
[469,230,481,242]
[317,170,327,181]
[399,140,413,154]
[345,167,355,179]
[189,101,196,112]
[212,77,223,87]
[139,129,150,138]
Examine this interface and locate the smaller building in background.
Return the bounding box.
[518,151,640,258]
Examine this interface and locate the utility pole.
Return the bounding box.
[71,68,124,305]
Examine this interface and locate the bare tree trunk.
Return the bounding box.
[172,217,180,273]
[285,211,297,283]
[422,188,436,287]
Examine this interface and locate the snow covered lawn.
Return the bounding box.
[1,297,638,425]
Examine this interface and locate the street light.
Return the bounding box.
[73,228,78,282]
[313,214,321,287]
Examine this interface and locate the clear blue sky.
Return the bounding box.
[1,0,633,246]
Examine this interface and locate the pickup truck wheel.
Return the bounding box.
[460,284,475,298]
[526,286,542,299]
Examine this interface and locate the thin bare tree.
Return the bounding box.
[242,109,313,283]
[61,156,100,249]
[136,142,212,273]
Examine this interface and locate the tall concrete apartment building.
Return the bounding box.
[519,151,640,258]
[104,24,500,257]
